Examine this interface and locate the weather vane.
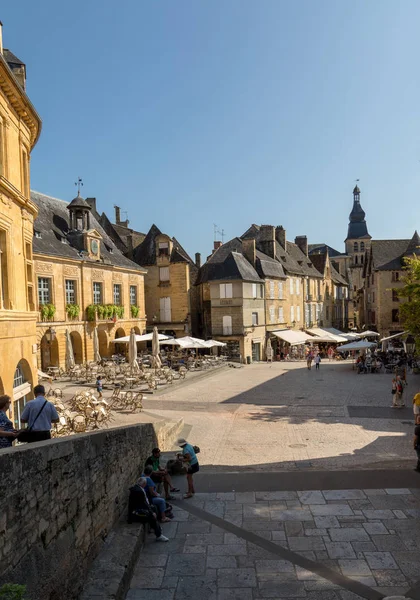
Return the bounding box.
[75,177,83,194]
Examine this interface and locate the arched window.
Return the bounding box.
[353,242,359,252]
[354,255,358,265]
[360,242,365,252]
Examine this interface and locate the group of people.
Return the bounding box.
[306,352,321,370]
[127,437,200,542]
[0,385,59,448]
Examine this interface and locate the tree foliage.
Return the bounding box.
[397,256,420,342]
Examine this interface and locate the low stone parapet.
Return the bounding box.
[0,419,183,600]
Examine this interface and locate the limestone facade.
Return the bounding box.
[0,34,42,419]
[30,191,147,378]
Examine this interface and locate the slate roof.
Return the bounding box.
[330,264,347,286]
[31,191,145,271]
[308,243,343,257]
[346,193,371,241]
[3,49,25,67]
[256,250,286,279]
[370,239,411,271]
[131,224,198,283]
[310,253,327,276]
[197,251,261,284]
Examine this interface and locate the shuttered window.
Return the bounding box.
[160,297,171,322]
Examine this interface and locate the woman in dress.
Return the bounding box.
[0,395,17,449]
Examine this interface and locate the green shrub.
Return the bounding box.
[131,305,139,318]
[66,303,80,319]
[0,583,27,600]
[86,304,97,321]
[40,303,55,321]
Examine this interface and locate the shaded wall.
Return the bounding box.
[0,424,159,600]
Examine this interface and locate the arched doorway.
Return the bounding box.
[98,329,109,358]
[114,328,126,356]
[70,331,83,364]
[134,327,141,335]
[13,359,33,428]
[40,334,59,371]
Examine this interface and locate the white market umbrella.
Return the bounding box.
[93,327,101,363]
[337,340,377,352]
[129,328,140,372]
[65,329,75,371]
[112,332,172,343]
[203,340,227,348]
[358,330,380,338]
[159,336,208,349]
[151,326,161,369]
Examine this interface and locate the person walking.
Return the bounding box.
[395,376,405,408]
[96,376,103,399]
[306,351,313,370]
[176,438,199,499]
[20,384,59,442]
[0,395,18,449]
[391,377,398,407]
[413,415,420,473]
[314,355,321,370]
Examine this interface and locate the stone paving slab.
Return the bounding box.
[127,487,420,600]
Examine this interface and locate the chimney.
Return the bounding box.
[295,235,308,257]
[258,225,276,258]
[275,226,287,251]
[242,239,256,267]
[213,241,222,251]
[114,205,121,224]
[0,22,3,55]
[85,197,97,213]
[195,252,201,268]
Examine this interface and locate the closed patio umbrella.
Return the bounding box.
[65,329,75,371]
[129,328,140,372]
[93,327,101,363]
[152,326,161,369]
[266,338,273,361]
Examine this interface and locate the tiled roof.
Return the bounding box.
[309,253,327,276]
[132,224,196,273]
[3,49,24,67]
[197,251,261,284]
[256,250,286,279]
[371,239,410,270]
[31,191,144,271]
[330,264,348,285]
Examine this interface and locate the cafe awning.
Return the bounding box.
[380,331,409,342]
[271,329,313,345]
[306,327,348,342]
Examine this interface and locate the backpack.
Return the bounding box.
[193,445,200,454]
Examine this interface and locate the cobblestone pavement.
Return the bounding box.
[139,361,419,471]
[126,487,420,600]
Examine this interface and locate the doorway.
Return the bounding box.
[252,342,261,362]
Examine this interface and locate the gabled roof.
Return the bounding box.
[3,49,25,67]
[31,191,144,271]
[370,239,410,271]
[256,250,286,279]
[330,264,347,285]
[308,243,343,257]
[310,253,327,276]
[132,224,196,272]
[404,231,420,257]
[197,251,261,284]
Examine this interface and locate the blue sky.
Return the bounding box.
[2,1,420,260]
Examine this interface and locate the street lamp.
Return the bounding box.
[406,335,415,355]
[46,327,56,344]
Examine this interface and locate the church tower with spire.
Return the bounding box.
[345,184,371,291]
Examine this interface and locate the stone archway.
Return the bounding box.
[70,331,83,364]
[114,328,126,355]
[98,329,109,358]
[40,334,59,371]
[13,359,34,427]
[133,327,141,335]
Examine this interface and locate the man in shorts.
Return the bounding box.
[177,438,199,499]
[144,447,179,500]
[412,392,420,423]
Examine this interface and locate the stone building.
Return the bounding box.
[362,232,420,337]
[93,207,199,338]
[196,224,346,361]
[131,224,199,337]
[31,191,146,373]
[309,251,350,330]
[0,26,42,422]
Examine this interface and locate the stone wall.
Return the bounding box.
[0,423,167,600]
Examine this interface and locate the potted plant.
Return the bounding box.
[97,304,105,320]
[86,304,97,322]
[131,305,139,318]
[66,303,80,320]
[40,303,56,321]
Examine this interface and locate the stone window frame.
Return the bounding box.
[65,279,77,305]
[93,282,103,305]
[38,276,52,306]
[113,283,122,306]
[129,285,137,306]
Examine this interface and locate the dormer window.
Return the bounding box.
[105,244,113,254]
[34,231,42,239]
[61,237,68,244]
[158,242,169,257]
